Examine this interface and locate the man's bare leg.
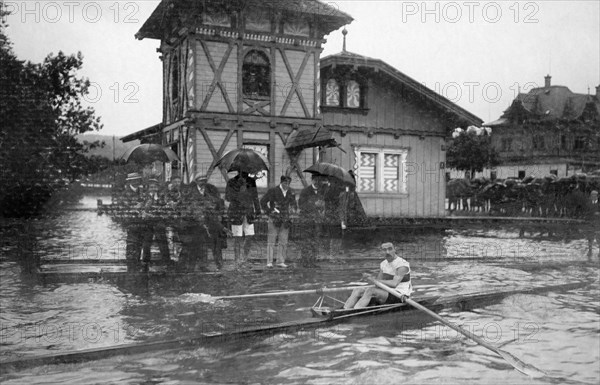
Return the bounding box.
[343,287,366,309]
[354,288,388,309]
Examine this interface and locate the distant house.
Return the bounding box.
[319,49,482,218]
[481,76,600,179]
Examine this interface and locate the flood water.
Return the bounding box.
[1,192,599,384]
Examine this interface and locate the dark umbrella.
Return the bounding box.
[214,148,269,173]
[304,162,355,186]
[121,143,179,164]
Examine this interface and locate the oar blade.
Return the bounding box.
[180,293,219,303]
[497,349,547,379]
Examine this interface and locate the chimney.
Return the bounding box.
[544,74,551,88]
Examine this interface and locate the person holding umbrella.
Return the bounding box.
[215,148,268,267]
[225,171,261,267]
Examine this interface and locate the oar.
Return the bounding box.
[192,285,371,302]
[371,279,548,378]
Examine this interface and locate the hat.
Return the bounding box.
[126,172,142,181]
[148,178,159,184]
[280,175,292,183]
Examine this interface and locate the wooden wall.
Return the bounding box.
[189,39,318,118]
[322,71,448,218]
[324,133,446,218]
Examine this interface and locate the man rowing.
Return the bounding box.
[343,242,412,309]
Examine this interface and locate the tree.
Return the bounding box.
[447,127,499,179]
[0,12,103,217]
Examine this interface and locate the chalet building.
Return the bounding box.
[479,76,600,179]
[318,46,482,217]
[123,0,482,218]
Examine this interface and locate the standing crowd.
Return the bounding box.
[113,171,366,271]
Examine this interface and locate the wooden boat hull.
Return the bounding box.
[0,281,588,374]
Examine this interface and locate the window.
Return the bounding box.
[242,50,270,99]
[490,171,497,180]
[355,147,408,193]
[518,170,526,179]
[325,79,340,106]
[573,136,586,150]
[532,135,545,150]
[323,78,364,109]
[561,135,567,150]
[550,169,558,176]
[346,80,361,108]
[283,19,309,36]
[501,138,513,151]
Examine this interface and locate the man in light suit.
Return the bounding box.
[260,175,297,267]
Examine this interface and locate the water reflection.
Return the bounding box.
[0,192,598,384]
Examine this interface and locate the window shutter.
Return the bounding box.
[359,152,376,192]
[383,154,400,192]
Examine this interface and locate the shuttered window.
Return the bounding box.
[356,148,408,193]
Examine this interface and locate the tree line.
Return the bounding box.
[0,9,108,217]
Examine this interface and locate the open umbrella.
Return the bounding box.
[121,144,179,164]
[214,148,269,174]
[304,162,355,186]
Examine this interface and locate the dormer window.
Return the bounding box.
[243,50,270,99]
[323,77,366,109]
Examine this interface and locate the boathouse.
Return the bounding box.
[318,43,482,218]
[125,0,483,219]
[125,0,352,191]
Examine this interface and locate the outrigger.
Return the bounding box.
[0,281,586,376]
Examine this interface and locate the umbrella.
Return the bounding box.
[304,162,355,186]
[121,144,179,164]
[214,148,269,173]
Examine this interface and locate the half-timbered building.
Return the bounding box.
[127,0,352,192]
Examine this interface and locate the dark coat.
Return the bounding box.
[112,185,145,224]
[298,184,326,223]
[260,185,297,228]
[225,175,261,225]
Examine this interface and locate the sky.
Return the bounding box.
[3,0,599,137]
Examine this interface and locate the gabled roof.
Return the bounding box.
[137,0,353,40]
[320,51,483,126]
[494,85,600,124]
